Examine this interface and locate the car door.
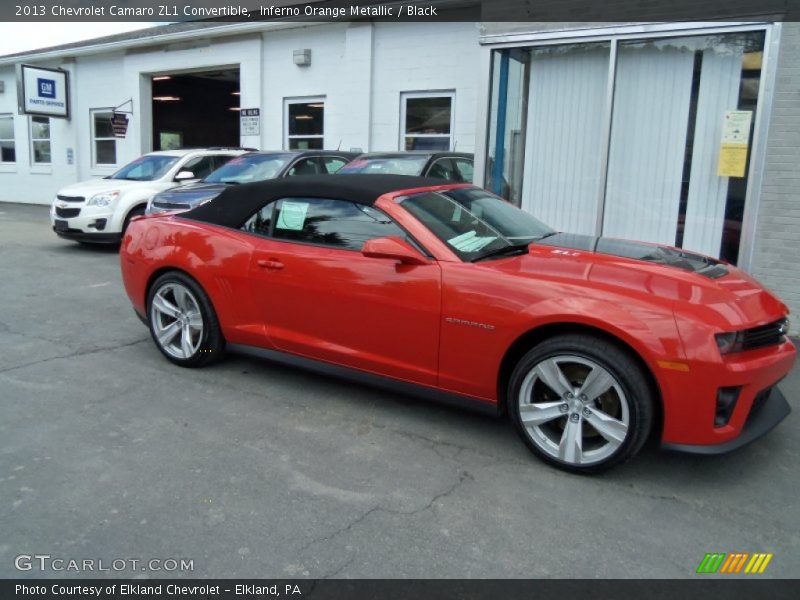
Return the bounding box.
[244,197,442,385]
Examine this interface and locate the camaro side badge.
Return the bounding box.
[445,317,495,331]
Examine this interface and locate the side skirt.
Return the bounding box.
[227,343,500,417]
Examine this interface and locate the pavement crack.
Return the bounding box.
[298,470,473,557]
[0,337,149,374]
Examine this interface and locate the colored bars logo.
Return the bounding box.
[696,552,773,574]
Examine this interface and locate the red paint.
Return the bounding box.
[121,183,796,448]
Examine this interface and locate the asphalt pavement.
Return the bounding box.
[0,203,797,578]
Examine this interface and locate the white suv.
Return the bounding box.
[50,148,248,244]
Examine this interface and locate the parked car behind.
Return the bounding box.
[51,148,249,244]
[338,152,474,182]
[147,150,357,215]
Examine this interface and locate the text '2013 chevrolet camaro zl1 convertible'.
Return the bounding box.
[120,175,796,473]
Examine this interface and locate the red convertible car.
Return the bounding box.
[120,175,795,472]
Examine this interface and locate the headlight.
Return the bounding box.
[715,331,744,355]
[87,190,120,207]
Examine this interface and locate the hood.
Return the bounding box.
[151,183,229,206]
[490,233,788,330]
[56,178,144,198]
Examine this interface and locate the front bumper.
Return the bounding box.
[659,338,795,449]
[52,226,121,244]
[50,204,120,239]
[662,385,791,454]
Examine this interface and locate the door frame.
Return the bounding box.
[477,21,781,271]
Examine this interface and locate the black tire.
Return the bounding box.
[146,271,225,367]
[508,334,654,474]
[122,205,145,236]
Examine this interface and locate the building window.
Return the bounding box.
[92,110,116,166]
[0,115,15,163]
[30,116,51,164]
[401,91,454,151]
[285,97,324,150]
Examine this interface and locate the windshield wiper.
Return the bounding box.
[472,242,531,263]
[533,232,558,241]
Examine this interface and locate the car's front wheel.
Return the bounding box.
[147,272,225,367]
[508,334,654,473]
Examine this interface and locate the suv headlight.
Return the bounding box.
[87,190,120,207]
[715,331,744,355]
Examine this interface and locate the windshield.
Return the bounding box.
[400,188,555,261]
[338,156,429,176]
[204,154,292,184]
[110,155,180,181]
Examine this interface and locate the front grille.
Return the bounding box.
[56,194,84,203]
[741,318,788,351]
[152,201,190,210]
[55,207,81,218]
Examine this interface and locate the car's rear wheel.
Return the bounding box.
[147,272,224,367]
[508,334,654,473]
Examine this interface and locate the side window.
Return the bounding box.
[322,157,348,174]
[212,155,237,171]
[286,157,323,177]
[91,111,116,166]
[30,116,51,164]
[272,198,406,251]
[454,158,474,182]
[0,115,15,163]
[241,202,276,237]
[427,158,460,181]
[181,155,216,180]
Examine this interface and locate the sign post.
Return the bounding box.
[240,108,260,136]
[111,113,130,138]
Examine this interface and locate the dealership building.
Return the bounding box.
[0,18,798,332]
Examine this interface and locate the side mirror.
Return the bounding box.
[175,170,196,182]
[362,237,429,266]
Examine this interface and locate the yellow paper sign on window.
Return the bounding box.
[717,110,752,178]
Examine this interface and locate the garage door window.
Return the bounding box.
[30,116,51,164]
[401,92,454,151]
[285,98,324,150]
[0,115,14,163]
[92,111,116,166]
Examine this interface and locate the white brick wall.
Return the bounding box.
[751,22,800,334]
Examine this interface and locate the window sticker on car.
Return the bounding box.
[276,201,309,231]
[448,231,497,252]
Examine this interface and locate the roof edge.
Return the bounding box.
[0,20,320,66]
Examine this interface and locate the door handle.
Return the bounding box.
[257,259,284,270]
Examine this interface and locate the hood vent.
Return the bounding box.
[537,233,729,279]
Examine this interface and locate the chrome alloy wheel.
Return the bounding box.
[150,282,204,360]
[517,355,630,466]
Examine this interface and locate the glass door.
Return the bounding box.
[487,29,766,265]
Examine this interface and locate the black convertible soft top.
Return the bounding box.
[183,174,447,228]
